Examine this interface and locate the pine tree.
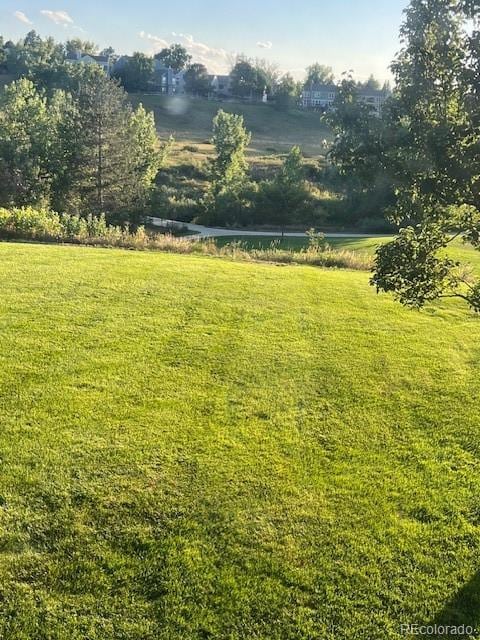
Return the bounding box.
[72,69,160,219]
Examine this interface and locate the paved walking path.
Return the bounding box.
[149,218,385,239]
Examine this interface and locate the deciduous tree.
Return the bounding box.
[0,79,60,206]
[184,63,210,96]
[305,63,334,86]
[115,52,154,92]
[371,0,480,311]
[154,44,191,72]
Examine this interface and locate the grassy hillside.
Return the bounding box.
[1,243,479,639]
[130,94,331,156]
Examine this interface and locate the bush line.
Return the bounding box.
[0,207,372,271]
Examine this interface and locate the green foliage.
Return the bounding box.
[154,44,191,72]
[252,147,322,228]
[5,30,67,89]
[305,63,334,85]
[73,72,161,219]
[322,74,395,229]
[0,79,61,206]
[0,206,113,240]
[114,52,154,92]
[306,227,328,251]
[183,63,210,96]
[370,0,480,311]
[0,72,163,222]
[372,224,461,307]
[201,110,253,226]
[325,76,388,182]
[0,37,6,71]
[65,38,98,55]
[230,57,268,99]
[211,110,251,191]
[274,73,299,111]
[360,74,381,90]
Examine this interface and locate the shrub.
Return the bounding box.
[197,181,258,227]
[0,207,63,239]
[0,206,372,271]
[0,207,121,242]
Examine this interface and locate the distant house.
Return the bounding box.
[356,87,388,115]
[301,83,337,111]
[209,74,232,98]
[111,56,185,95]
[66,50,113,75]
[302,83,388,116]
[152,60,185,95]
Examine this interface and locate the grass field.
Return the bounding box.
[130,94,331,157]
[214,235,480,272]
[1,242,480,639]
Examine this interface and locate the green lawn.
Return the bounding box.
[1,242,480,639]
[214,235,480,271]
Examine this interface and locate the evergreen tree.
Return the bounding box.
[72,69,160,218]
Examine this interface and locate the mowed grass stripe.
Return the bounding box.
[0,242,479,639]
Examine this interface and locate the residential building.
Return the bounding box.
[66,50,112,75]
[152,59,185,95]
[301,83,337,110]
[302,83,388,115]
[209,74,232,98]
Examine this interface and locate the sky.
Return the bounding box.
[1,0,409,82]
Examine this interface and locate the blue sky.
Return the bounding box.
[1,0,408,81]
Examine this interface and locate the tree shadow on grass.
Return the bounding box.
[427,571,480,637]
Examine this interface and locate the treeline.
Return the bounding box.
[0,65,164,222]
[0,31,385,109]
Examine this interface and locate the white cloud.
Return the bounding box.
[13,10,33,25]
[139,31,170,50]
[257,41,273,50]
[139,31,232,74]
[40,10,74,26]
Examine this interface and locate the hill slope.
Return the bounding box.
[130,94,331,156]
[0,243,479,639]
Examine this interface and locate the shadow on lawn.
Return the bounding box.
[428,571,480,635]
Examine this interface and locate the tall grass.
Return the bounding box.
[0,207,372,270]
